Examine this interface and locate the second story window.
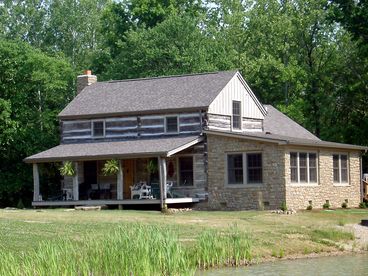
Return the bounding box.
[92,120,105,137]
[232,101,241,130]
[166,116,178,133]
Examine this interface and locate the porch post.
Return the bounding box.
[117,160,123,200]
[73,162,79,201]
[162,157,167,202]
[33,163,40,201]
[158,156,167,211]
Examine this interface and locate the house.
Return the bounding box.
[25,70,367,210]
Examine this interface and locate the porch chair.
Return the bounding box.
[130,182,153,199]
[166,181,174,198]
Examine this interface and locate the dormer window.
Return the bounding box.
[232,101,241,130]
[166,116,178,133]
[92,120,105,137]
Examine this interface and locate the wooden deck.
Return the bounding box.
[32,198,200,207]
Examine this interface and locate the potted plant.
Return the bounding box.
[146,159,158,175]
[102,159,120,176]
[59,161,75,176]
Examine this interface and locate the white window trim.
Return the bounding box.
[231,100,242,132]
[290,151,319,186]
[225,152,263,187]
[333,153,349,186]
[165,115,179,134]
[91,120,105,138]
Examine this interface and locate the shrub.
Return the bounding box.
[280,201,287,211]
[16,199,24,209]
[306,204,313,211]
[323,201,330,209]
[359,202,367,209]
[341,202,348,209]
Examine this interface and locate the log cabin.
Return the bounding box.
[25,70,368,210]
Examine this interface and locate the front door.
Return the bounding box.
[123,160,134,199]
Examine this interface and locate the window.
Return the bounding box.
[179,156,193,186]
[227,153,263,185]
[228,154,244,184]
[333,154,348,184]
[290,152,298,182]
[290,152,318,184]
[247,153,262,183]
[166,116,178,133]
[232,101,241,130]
[92,120,104,137]
[309,153,317,182]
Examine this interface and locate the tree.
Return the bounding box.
[0,39,74,207]
[104,15,220,80]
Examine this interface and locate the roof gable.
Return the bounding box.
[59,71,237,119]
[208,72,267,119]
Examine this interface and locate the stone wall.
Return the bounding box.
[206,134,286,210]
[285,148,361,209]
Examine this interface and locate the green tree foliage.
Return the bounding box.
[0,39,74,206]
[0,0,109,70]
[104,15,220,80]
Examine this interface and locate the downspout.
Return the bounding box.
[360,151,363,203]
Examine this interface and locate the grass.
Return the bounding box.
[0,208,367,275]
[0,224,251,275]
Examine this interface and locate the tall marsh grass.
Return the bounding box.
[0,224,252,275]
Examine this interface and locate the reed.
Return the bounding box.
[0,224,252,275]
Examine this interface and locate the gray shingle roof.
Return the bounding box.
[59,71,237,119]
[24,135,202,163]
[264,105,320,140]
[205,129,368,151]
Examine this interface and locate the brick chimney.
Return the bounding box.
[77,70,97,95]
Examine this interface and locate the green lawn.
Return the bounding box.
[1,208,367,258]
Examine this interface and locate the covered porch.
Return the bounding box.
[25,136,204,209]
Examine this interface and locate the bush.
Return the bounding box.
[306,204,313,211]
[341,202,348,209]
[16,199,24,209]
[280,201,287,211]
[359,202,367,209]
[323,202,330,209]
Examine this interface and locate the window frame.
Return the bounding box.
[289,151,318,186]
[231,100,242,131]
[91,120,105,138]
[165,116,179,134]
[333,153,349,186]
[225,152,263,187]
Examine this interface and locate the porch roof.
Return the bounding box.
[24,135,203,163]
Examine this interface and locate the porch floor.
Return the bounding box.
[32,198,199,207]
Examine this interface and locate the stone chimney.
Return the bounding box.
[77,70,97,95]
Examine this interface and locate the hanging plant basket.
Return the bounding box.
[59,161,75,176]
[102,159,119,176]
[146,159,158,174]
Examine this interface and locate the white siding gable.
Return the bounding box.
[208,72,266,120]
